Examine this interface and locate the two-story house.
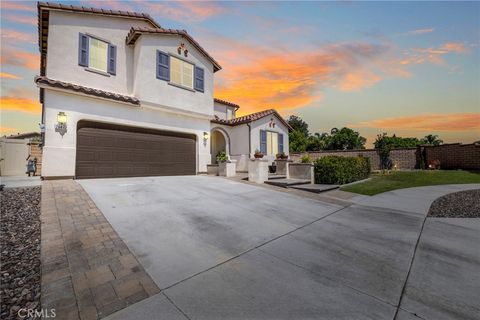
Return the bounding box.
[36,2,290,179]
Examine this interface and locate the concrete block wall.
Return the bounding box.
[424,143,480,170]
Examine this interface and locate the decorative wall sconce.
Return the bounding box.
[55,112,67,136]
[203,131,209,141]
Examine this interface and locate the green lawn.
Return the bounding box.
[341,170,480,196]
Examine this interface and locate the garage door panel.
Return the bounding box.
[76,124,196,179]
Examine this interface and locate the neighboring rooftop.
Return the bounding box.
[212,109,293,130]
[126,27,222,72]
[214,98,240,110]
[35,76,140,105]
[4,132,41,140]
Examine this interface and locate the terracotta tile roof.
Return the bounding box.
[37,2,161,27]
[126,27,222,72]
[35,76,140,105]
[6,132,41,139]
[211,109,293,131]
[37,2,161,76]
[214,98,240,110]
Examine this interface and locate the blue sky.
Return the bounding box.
[1,1,479,146]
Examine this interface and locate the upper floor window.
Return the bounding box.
[171,56,193,89]
[156,50,204,92]
[78,33,116,75]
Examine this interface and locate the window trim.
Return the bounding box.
[155,52,205,93]
[79,33,116,76]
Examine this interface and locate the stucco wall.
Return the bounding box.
[250,115,290,164]
[46,11,214,117]
[133,35,214,116]
[42,90,211,177]
[210,123,250,171]
[46,11,151,95]
[213,102,236,120]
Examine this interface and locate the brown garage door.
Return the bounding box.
[76,122,196,179]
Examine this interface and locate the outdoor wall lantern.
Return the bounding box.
[203,131,209,146]
[55,112,67,137]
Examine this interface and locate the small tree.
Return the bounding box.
[421,134,443,146]
[289,130,309,152]
[287,115,309,138]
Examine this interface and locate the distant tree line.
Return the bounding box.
[287,115,444,152]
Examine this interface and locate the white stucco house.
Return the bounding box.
[36,2,291,179]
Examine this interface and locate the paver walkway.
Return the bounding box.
[41,180,159,319]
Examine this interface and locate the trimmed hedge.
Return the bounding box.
[314,156,371,184]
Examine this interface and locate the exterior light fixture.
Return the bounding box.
[55,112,67,136]
[203,131,209,141]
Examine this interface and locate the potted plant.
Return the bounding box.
[276,152,288,160]
[216,151,228,163]
[254,149,264,159]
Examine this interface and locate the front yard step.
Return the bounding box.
[268,174,287,180]
[289,184,339,193]
[264,178,311,188]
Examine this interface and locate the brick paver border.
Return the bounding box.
[41,180,160,320]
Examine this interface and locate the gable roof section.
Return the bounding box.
[126,27,222,72]
[37,2,161,76]
[214,98,240,110]
[212,109,293,131]
[35,76,140,105]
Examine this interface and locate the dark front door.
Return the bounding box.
[76,122,196,179]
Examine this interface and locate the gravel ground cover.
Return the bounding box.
[428,189,480,218]
[1,187,41,319]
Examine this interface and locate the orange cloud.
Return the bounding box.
[214,40,388,114]
[0,72,21,79]
[0,2,36,12]
[0,97,41,114]
[354,113,480,132]
[401,42,468,66]
[5,14,36,25]
[338,70,382,92]
[0,48,39,70]
[1,29,36,43]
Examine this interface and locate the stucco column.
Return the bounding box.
[248,158,269,183]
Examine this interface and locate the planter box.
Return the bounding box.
[206,164,219,175]
[287,163,314,184]
[248,158,269,184]
[219,160,236,177]
[274,159,292,175]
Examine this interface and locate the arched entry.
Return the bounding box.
[211,127,230,163]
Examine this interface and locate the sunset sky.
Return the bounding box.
[1,1,479,146]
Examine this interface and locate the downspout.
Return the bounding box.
[247,123,252,158]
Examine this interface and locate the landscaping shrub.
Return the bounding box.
[300,154,313,163]
[314,156,371,184]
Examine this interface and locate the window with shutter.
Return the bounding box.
[278,133,284,153]
[260,130,267,154]
[156,50,170,81]
[194,66,204,92]
[107,44,116,75]
[78,33,89,67]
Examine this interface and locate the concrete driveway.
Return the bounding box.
[78,177,480,320]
